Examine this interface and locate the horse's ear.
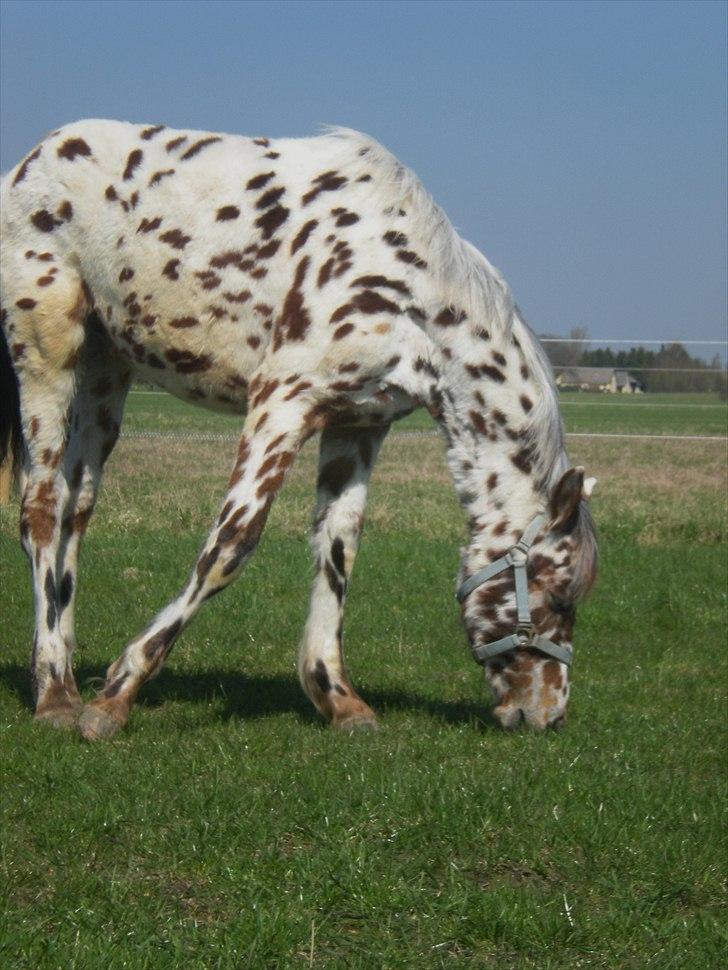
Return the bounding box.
[583,476,597,499]
[550,467,584,531]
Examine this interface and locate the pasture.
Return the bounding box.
[1,392,726,967]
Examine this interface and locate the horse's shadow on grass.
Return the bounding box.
[0,662,493,731]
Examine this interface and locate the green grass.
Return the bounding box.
[557,392,727,436]
[122,389,728,438]
[1,428,726,967]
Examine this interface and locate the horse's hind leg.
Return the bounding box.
[3,258,88,726]
[54,327,131,675]
[299,425,389,730]
[78,387,314,741]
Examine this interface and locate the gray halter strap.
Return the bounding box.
[456,510,573,668]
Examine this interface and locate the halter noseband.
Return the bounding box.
[456,511,573,668]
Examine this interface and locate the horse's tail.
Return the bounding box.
[0,315,23,490]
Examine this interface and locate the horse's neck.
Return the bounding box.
[427,317,557,563]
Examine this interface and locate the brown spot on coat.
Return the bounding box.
[334,210,359,227]
[256,470,285,498]
[257,186,286,209]
[317,257,336,288]
[273,257,310,348]
[123,149,143,180]
[159,229,191,249]
[511,447,534,475]
[138,216,163,233]
[209,250,244,269]
[24,480,57,546]
[435,307,465,327]
[57,138,92,161]
[246,171,275,190]
[284,380,313,401]
[543,659,564,692]
[351,275,411,297]
[466,363,506,383]
[141,124,165,140]
[257,239,281,259]
[469,410,488,436]
[16,298,37,310]
[31,210,57,233]
[180,136,222,160]
[302,170,347,205]
[149,168,175,187]
[291,219,318,254]
[216,205,240,221]
[520,395,533,413]
[255,204,289,240]
[164,348,212,373]
[12,146,42,186]
[194,270,221,290]
[333,323,354,340]
[169,316,199,329]
[166,135,188,152]
[143,619,182,661]
[223,289,251,304]
[329,289,400,324]
[396,249,427,268]
[162,258,181,280]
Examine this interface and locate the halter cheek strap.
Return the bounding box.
[456,510,573,668]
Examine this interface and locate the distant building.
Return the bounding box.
[555,367,646,394]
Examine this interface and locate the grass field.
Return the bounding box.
[121,389,728,438]
[1,393,726,967]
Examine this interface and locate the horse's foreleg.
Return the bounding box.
[298,425,388,730]
[78,394,309,741]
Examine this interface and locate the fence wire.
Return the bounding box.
[121,429,727,444]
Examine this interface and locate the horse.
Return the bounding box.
[0,120,597,739]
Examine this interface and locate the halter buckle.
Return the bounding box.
[516,623,534,646]
[506,546,528,567]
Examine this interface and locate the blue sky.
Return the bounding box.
[1,0,725,350]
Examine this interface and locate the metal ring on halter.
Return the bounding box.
[456,510,573,668]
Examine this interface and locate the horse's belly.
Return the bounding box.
[89,258,272,414]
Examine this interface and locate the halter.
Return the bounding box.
[456,510,573,668]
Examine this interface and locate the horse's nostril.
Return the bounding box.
[550,714,565,731]
[516,708,525,725]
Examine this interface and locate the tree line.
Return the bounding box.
[539,327,727,395]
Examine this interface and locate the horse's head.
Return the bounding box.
[461,467,598,730]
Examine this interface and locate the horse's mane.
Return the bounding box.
[327,127,598,599]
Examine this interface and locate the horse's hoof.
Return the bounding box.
[332,713,379,733]
[78,702,126,741]
[34,700,82,730]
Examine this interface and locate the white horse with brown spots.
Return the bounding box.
[0,120,597,739]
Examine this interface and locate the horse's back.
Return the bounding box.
[1,120,433,416]
[0,120,317,409]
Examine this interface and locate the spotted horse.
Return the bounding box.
[0,120,598,739]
